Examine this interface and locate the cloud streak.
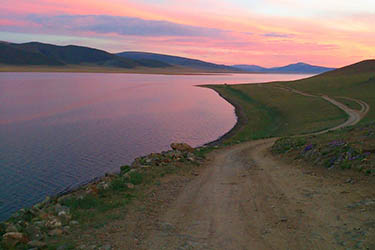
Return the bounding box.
[26,14,225,37]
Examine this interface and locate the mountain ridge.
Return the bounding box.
[116,51,241,72]
[232,62,335,74]
[0,42,171,69]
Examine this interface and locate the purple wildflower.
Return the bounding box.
[303,144,313,153]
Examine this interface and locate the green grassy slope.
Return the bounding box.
[284,60,375,123]
[207,59,374,144]
[206,84,347,144]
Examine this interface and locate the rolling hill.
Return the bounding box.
[117,51,242,72]
[232,62,335,74]
[0,42,171,69]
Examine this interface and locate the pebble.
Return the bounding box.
[28,240,47,248]
[99,244,112,250]
[280,217,288,222]
[48,228,63,236]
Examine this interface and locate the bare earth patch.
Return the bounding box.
[84,139,375,249]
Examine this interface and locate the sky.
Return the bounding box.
[0,0,374,67]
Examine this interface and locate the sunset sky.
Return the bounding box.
[1,0,374,67]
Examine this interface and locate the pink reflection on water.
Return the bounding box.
[0,73,311,125]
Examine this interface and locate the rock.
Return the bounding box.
[129,169,137,174]
[170,143,194,152]
[25,225,44,241]
[2,232,29,247]
[187,156,195,162]
[57,243,72,250]
[70,220,79,226]
[5,223,18,233]
[127,183,135,189]
[345,178,355,184]
[55,204,70,215]
[48,228,63,236]
[58,213,72,225]
[280,217,288,222]
[28,240,47,248]
[46,218,62,229]
[99,244,112,250]
[97,182,110,190]
[86,185,99,195]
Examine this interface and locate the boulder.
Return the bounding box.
[2,232,29,247]
[45,218,62,229]
[48,228,63,236]
[5,223,18,233]
[170,143,194,152]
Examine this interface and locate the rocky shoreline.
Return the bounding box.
[0,142,209,249]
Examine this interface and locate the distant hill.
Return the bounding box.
[117,51,242,72]
[231,65,268,72]
[232,62,335,74]
[0,42,171,69]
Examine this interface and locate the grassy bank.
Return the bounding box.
[206,84,347,144]
[206,60,374,145]
[271,122,375,175]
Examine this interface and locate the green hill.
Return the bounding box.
[205,59,375,144]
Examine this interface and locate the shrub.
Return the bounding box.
[129,172,143,185]
[272,137,306,154]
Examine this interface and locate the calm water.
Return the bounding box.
[0,72,311,220]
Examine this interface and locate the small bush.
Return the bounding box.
[110,176,128,191]
[272,137,306,154]
[120,165,131,174]
[129,172,143,185]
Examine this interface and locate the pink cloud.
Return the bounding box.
[0,0,374,67]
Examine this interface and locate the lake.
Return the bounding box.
[0,72,311,221]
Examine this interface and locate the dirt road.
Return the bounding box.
[137,138,374,250]
[272,86,369,135]
[135,92,373,249]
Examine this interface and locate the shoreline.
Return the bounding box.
[199,85,247,146]
[0,66,243,76]
[0,67,315,76]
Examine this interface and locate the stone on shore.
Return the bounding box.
[2,232,29,247]
[170,143,194,152]
[28,240,47,248]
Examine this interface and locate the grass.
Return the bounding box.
[271,122,375,174]
[206,60,375,145]
[284,60,375,123]
[206,84,347,144]
[334,97,362,111]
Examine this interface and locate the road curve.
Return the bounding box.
[272,86,369,135]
